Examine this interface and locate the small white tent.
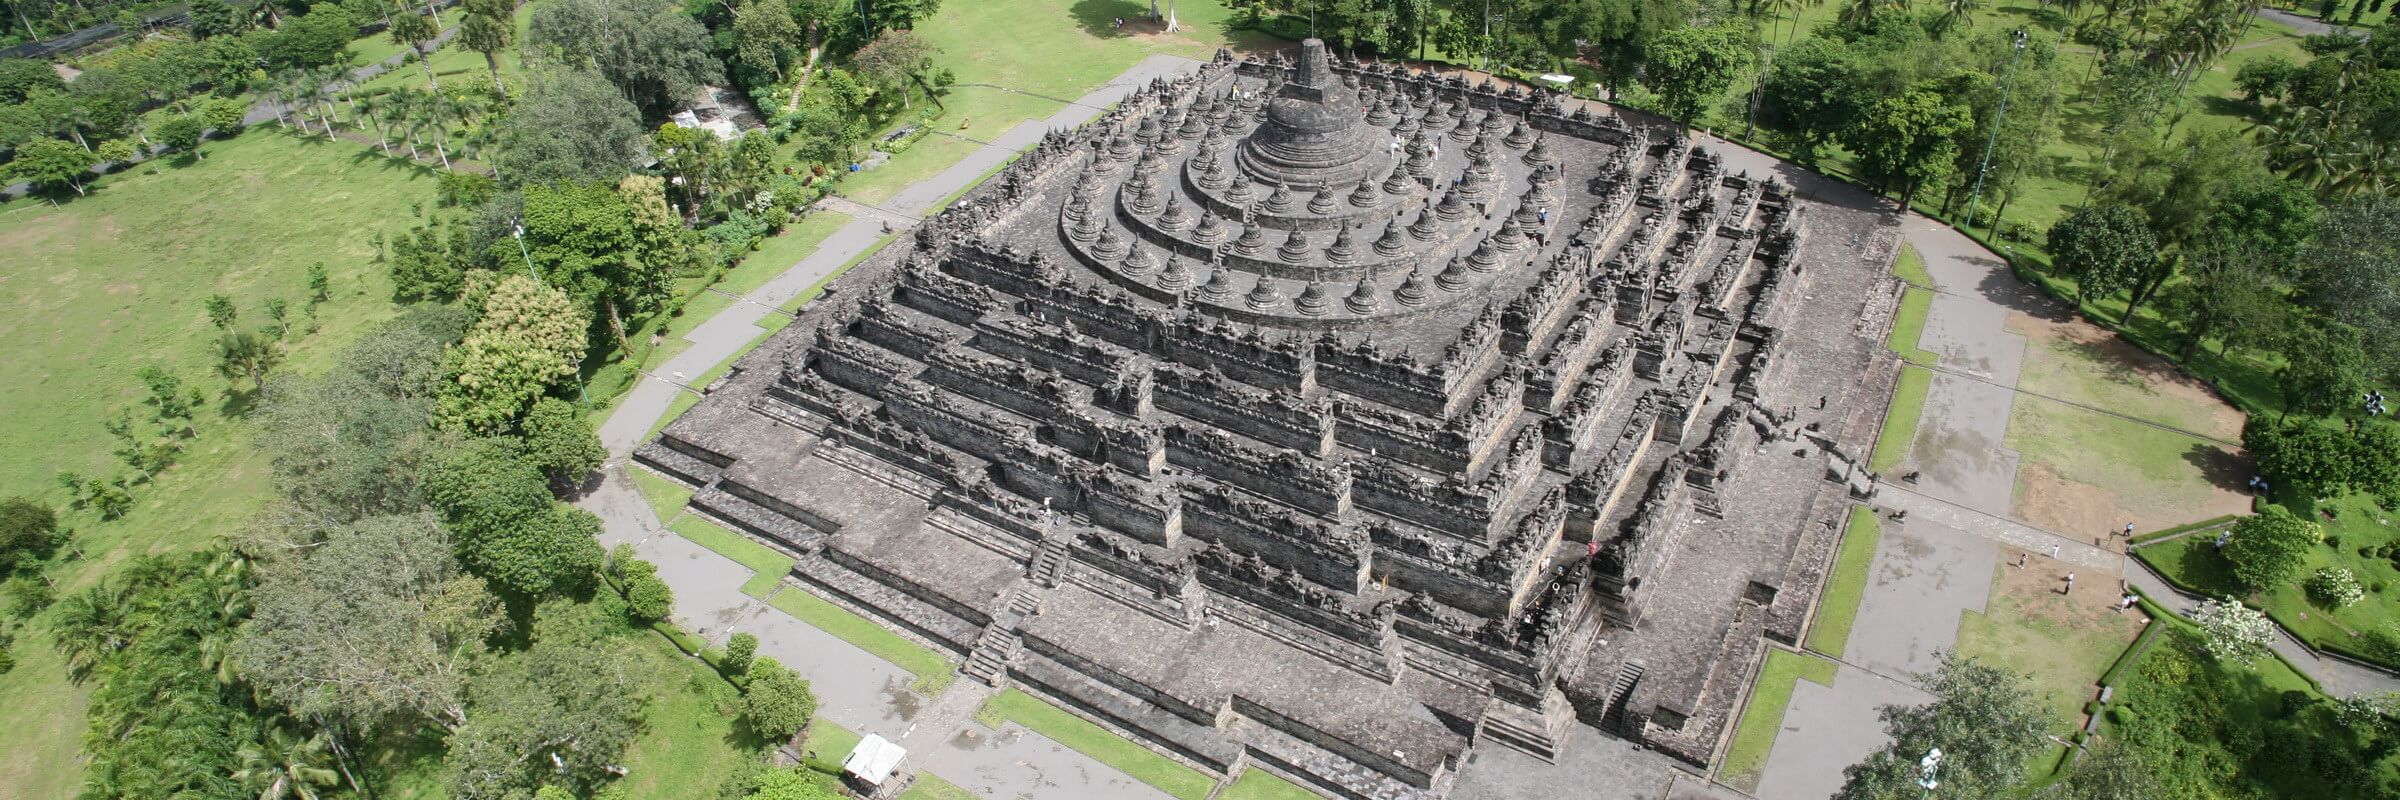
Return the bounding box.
[842,734,908,787]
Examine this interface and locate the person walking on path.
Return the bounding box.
[2063,572,2076,595]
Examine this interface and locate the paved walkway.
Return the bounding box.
[583,54,1209,800]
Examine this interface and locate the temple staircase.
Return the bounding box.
[1598,661,1648,735]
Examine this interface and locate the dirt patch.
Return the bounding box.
[1992,547,2146,625]
[2015,460,2254,546]
[2005,311,2246,440]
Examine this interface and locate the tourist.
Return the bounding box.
[2123,522,2135,539]
[2119,594,2138,611]
[2063,572,2076,594]
[2050,544,2061,560]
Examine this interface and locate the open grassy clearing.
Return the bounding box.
[1892,243,1931,288]
[1953,560,2145,738]
[1870,365,1931,473]
[717,208,857,295]
[1806,506,1883,659]
[1717,648,1839,792]
[2004,393,2249,535]
[2137,493,2400,667]
[615,631,771,800]
[0,130,437,797]
[974,688,1218,800]
[767,586,959,696]
[1220,768,1326,800]
[800,717,863,764]
[2008,314,2247,440]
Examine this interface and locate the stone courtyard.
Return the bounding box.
[637,40,1906,799]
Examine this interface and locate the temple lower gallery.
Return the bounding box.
[640,39,1906,800]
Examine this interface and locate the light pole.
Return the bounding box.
[512,222,541,283]
[1963,30,2030,232]
[1918,747,1942,799]
[1744,41,1777,144]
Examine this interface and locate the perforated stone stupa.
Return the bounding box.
[641,41,1907,799]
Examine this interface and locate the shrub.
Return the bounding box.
[2107,705,2133,725]
[2307,568,2365,608]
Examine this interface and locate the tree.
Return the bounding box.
[614,556,672,622]
[1641,22,1753,126]
[525,0,723,116]
[852,28,939,109]
[521,398,606,486]
[1846,85,1971,210]
[232,724,343,800]
[2045,204,2156,308]
[515,179,678,350]
[438,274,588,432]
[742,657,818,741]
[96,138,140,165]
[2245,418,2358,500]
[491,69,648,186]
[0,57,65,103]
[2222,505,2321,592]
[2298,195,2400,377]
[0,497,59,574]
[1755,35,1863,164]
[862,0,941,34]
[731,0,802,82]
[11,135,99,197]
[192,0,253,38]
[256,4,363,71]
[2279,321,2373,421]
[2235,54,2297,103]
[743,768,845,800]
[458,0,517,95]
[1834,654,2047,800]
[237,513,500,733]
[2193,596,2276,665]
[387,1,442,90]
[2211,177,2321,274]
[206,294,240,331]
[422,437,606,597]
[723,631,759,675]
[218,330,286,391]
[154,113,207,158]
[2042,740,2163,800]
[443,635,645,799]
[2353,423,2400,499]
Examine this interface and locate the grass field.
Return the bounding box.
[1220,768,1326,800]
[1953,563,2145,738]
[0,130,437,799]
[718,209,857,296]
[974,688,1218,800]
[799,717,863,764]
[1870,366,1931,473]
[668,514,798,598]
[899,771,983,800]
[2137,494,2400,667]
[2004,394,2246,534]
[1888,287,1936,366]
[1892,243,1931,289]
[1806,506,1883,658]
[1717,648,1839,791]
[616,632,769,800]
[767,587,960,697]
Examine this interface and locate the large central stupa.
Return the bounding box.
[1235,39,1384,189]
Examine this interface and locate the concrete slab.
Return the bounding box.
[1902,372,2021,519]
[1844,518,1996,680]
[1753,666,1931,800]
[1452,724,1681,800]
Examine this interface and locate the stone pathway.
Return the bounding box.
[582,54,1210,800]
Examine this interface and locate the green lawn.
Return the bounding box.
[1892,243,1932,289]
[974,688,1218,800]
[718,209,858,296]
[2013,327,2244,440]
[766,587,960,696]
[899,771,983,800]
[632,466,698,519]
[1717,649,1838,792]
[668,514,797,598]
[1870,366,1932,473]
[0,130,438,797]
[781,231,901,313]
[1806,506,1882,659]
[1220,768,1325,800]
[799,717,863,764]
[1953,566,2145,738]
[1888,287,1936,366]
[2136,495,2400,668]
[841,135,986,207]
[2003,393,2241,529]
[616,632,770,800]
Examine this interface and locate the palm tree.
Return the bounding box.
[384,89,424,159]
[1932,0,1982,36]
[50,583,130,680]
[1840,0,1910,28]
[355,91,396,155]
[235,724,341,800]
[1770,0,1829,41]
[422,92,463,170]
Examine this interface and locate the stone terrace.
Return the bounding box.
[640,40,1903,800]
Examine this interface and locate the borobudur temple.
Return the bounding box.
[639,40,1909,799]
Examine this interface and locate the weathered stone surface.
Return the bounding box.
[648,44,1903,799]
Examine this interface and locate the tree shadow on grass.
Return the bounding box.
[1070,0,1151,39]
[2183,441,2253,493]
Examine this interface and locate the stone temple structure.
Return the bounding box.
[642,40,1906,799]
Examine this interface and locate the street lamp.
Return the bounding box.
[1917,747,1943,797]
[1963,30,2030,233]
[512,222,541,283]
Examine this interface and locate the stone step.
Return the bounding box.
[689,486,824,553]
[632,442,720,489]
